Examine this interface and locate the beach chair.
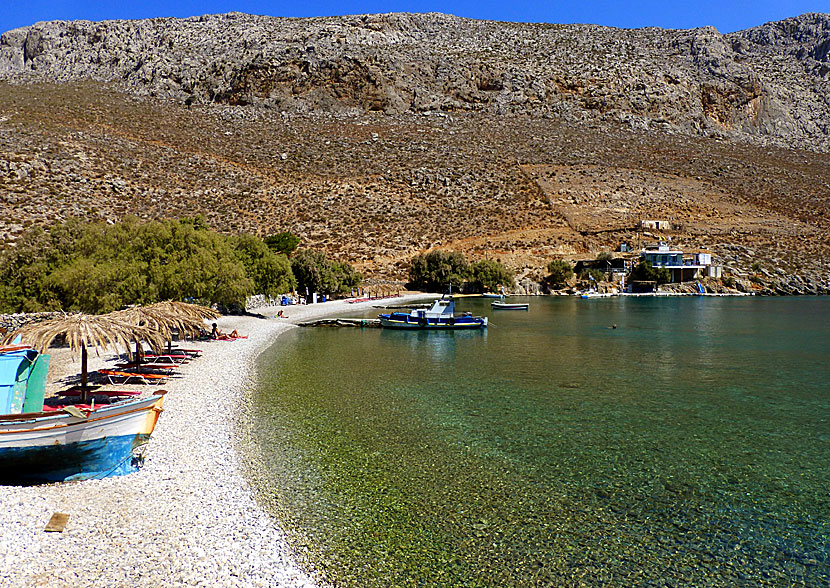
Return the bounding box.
[114,362,178,372]
[98,369,168,385]
[143,353,191,364]
[168,347,202,357]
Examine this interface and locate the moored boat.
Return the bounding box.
[0,391,166,484]
[378,297,487,330]
[578,289,616,298]
[491,301,529,310]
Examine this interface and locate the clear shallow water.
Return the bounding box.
[250,297,830,587]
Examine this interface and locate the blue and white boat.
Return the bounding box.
[0,391,166,484]
[378,297,488,330]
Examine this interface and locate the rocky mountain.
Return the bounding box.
[0,12,828,293]
[2,12,829,151]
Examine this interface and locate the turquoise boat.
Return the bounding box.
[0,344,50,414]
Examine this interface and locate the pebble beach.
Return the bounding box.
[0,297,428,588]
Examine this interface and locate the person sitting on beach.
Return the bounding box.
[210,323,220,339]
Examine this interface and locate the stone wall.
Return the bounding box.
[0,312,64,336]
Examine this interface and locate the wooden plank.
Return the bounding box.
[44,512,70,532]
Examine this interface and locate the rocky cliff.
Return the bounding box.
[0,13,828,293]
[2,12,829,152]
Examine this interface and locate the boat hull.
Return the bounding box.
[379,314,487,330]
[491,303,529,310]
[0,393,165,484]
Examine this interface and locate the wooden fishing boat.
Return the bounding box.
[491,301,529,310]
[0,391,166,484]
[378,296,487,330]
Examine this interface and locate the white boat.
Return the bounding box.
[0,391,166,484]
[491,301,529,310]
[379,296,488,329]
[579,290,616,298]
[480,293,504,299]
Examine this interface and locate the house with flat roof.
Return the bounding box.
[640,243,713,283]
[640,219,672,231]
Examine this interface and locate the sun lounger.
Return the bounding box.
[143,354,191,364]
[98,369,168,385]
[168,347,202,356]
[114,363,178,372]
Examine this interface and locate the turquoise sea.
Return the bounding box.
[250,297,830,587]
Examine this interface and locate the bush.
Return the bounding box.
[0,217,302,313]
[629,260,671,285]
[264,231,301,256]
[546,259,573,287]
[578,268,605,283]
[291,249,362,296]
[469,259,515,293]
[408,250,471,292]
[231,234,296,297]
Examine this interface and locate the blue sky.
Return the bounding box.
[2,1,826,35]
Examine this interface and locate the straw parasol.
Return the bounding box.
[145,301,221,347]
[146,301,221,323]
[2,313,167,402]
[108,301,220,361]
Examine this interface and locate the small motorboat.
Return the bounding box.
[379,296,487,329]
[491,301,529,310]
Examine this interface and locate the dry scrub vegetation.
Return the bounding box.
[1,82,828,286]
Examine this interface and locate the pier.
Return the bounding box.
[298,318,382,328]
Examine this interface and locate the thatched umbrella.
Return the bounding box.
[2,313,166,402]
[108,302,219,364]
[145,301,221,348]
[147,301,221,323]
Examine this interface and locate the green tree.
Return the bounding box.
[629,260,671,284]
[232,234,296,297]
[264,231,301,256]
[546,259,574,287]
[469,259,514,293]
[331,261,363,294]
[408,250,470,292]
[0,217,257,313]
[578,268,605,283]
[291,250,362,296]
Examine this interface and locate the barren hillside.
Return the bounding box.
[0,13,828,292]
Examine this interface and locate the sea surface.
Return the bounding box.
[249,296,830,587]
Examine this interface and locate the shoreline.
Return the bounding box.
[0,295,432,588]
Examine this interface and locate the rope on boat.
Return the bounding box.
[90,439,151,480]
